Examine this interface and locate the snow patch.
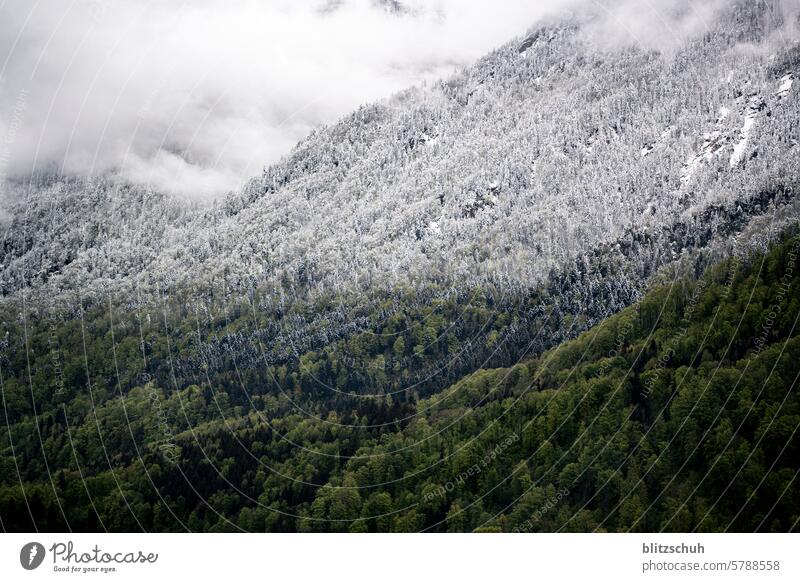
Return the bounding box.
[641,125,675,158]
[730,95,764,167]
[681,129,727,183]
[420,130,439,147]
[775,73,794,100]
[680,106,733,182]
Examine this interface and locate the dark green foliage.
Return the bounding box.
[1,235,799,532]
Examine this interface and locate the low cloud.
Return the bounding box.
[582,0,798,53]
[3,0,794,200]
[0,0,574,198]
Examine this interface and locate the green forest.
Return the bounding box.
[1,234,799,532]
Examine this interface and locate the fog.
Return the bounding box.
[1,0,794,199]
[0,0,575,198]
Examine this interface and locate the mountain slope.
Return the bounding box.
[2,232,798,532]
[2,0,799,305]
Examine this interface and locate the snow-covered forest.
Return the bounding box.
[2,0,799,308]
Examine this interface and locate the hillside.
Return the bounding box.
[2,0,799,306]
[1,232,798,532]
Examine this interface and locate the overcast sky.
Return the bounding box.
[0,0,581,198]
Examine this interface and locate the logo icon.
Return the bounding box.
[20,542,46,570]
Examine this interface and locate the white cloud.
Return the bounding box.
[0,0,574,198]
